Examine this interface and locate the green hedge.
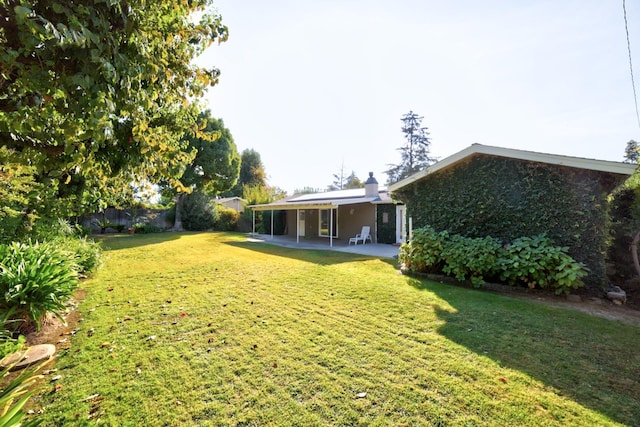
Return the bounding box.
[394,155,622,287]
[400,227,588,294]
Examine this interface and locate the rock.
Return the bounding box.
[606,285,627,304]
[566,294,582,302]
[0,344,56,371]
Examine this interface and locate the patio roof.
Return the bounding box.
[250,196,381,211]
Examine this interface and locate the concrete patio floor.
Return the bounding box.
[247,234,400,259]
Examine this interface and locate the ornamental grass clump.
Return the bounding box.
[0,241,79,332]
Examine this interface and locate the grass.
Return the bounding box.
[24,232,640,426]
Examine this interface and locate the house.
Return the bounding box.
[250,173,405,246]
[388,144,637,287]
[215,196,246,213]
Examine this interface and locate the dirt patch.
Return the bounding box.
[25,289,86,349]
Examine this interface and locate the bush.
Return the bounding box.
[214,206,239,231]
[132,223,164,234]
[52,236,102,276]
[0,241,79,332]
[441,234,502,287]
[399,226,448,273]
[180,192,216,231]
[401,227,588,294]
[497,235,588,294]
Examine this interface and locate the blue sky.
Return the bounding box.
[198,0,640,193]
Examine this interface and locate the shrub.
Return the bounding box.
[1,307,26,359]
[497,235,589,294]
[132,223,164,234]
[399,226,447,273]
[0,361,47,427]
[52,236,102,276]
[441,234,502,287]
[214,206,240,231]
[401,227,588,294]
[180,192,216,231]
[0,241,79,332]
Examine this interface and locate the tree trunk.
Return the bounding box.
[632,231,640,277]
[172,194,185,231]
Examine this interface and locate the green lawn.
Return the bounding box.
[31,232,640,426]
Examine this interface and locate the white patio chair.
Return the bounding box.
[348,226,372,245]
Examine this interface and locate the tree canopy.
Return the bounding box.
[624,140,639,164]
[0,0,228,219]
[165,112,240,230]
[385,111,437,183]
[327,170,363,191]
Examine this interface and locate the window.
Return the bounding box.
[319,209,338,237]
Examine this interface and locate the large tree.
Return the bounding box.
[228,149,267,197]
[624,140,640,164]
[0,0,228,220]
[168,113,240,230]
[327,170,363,191]
[385,111,437,183]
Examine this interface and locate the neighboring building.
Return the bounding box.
[388,144,637,287]
[250,173,405,245]
[216,196,246,213]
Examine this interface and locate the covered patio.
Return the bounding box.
[246,233,400,259]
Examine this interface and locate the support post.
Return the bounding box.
[330,207,334,247]
[270,209,274,239]
[252,210,256,236]
[296,209,300,244]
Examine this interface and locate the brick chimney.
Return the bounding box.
[364,172,379,198]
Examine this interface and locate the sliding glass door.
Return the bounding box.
[319,209,338,237]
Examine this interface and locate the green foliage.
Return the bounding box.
[52,236,102,276]
[132,223,164,234]
[395,155,622,287]
[399,226,448,273]
[0,148,41,244]
[498,235,588,294]
[401,227,588,294]
[385,111,436,183]
[1,308,26,360]
[0,241,79,331]
[179,192,216,231]
[213,206,239,232]
[607,185,640,278]
[441,234,503,287]
[0,0,228,223]
[0,361,45,427]
[229,149,267,197]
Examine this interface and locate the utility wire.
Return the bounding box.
[623,0,640,131]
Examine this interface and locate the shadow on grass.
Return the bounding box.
[225,240,392,266]
[407,276,640,425]
[95,231,184,251]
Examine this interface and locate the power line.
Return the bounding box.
[623,0,640,131]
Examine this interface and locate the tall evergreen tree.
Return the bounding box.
[385,111,437,183]
[624,140,640,163]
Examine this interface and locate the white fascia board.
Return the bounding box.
[388,144,637,192]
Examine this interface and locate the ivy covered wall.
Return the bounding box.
[393,155,628,288]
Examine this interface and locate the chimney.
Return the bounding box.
[364,172,378,198]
